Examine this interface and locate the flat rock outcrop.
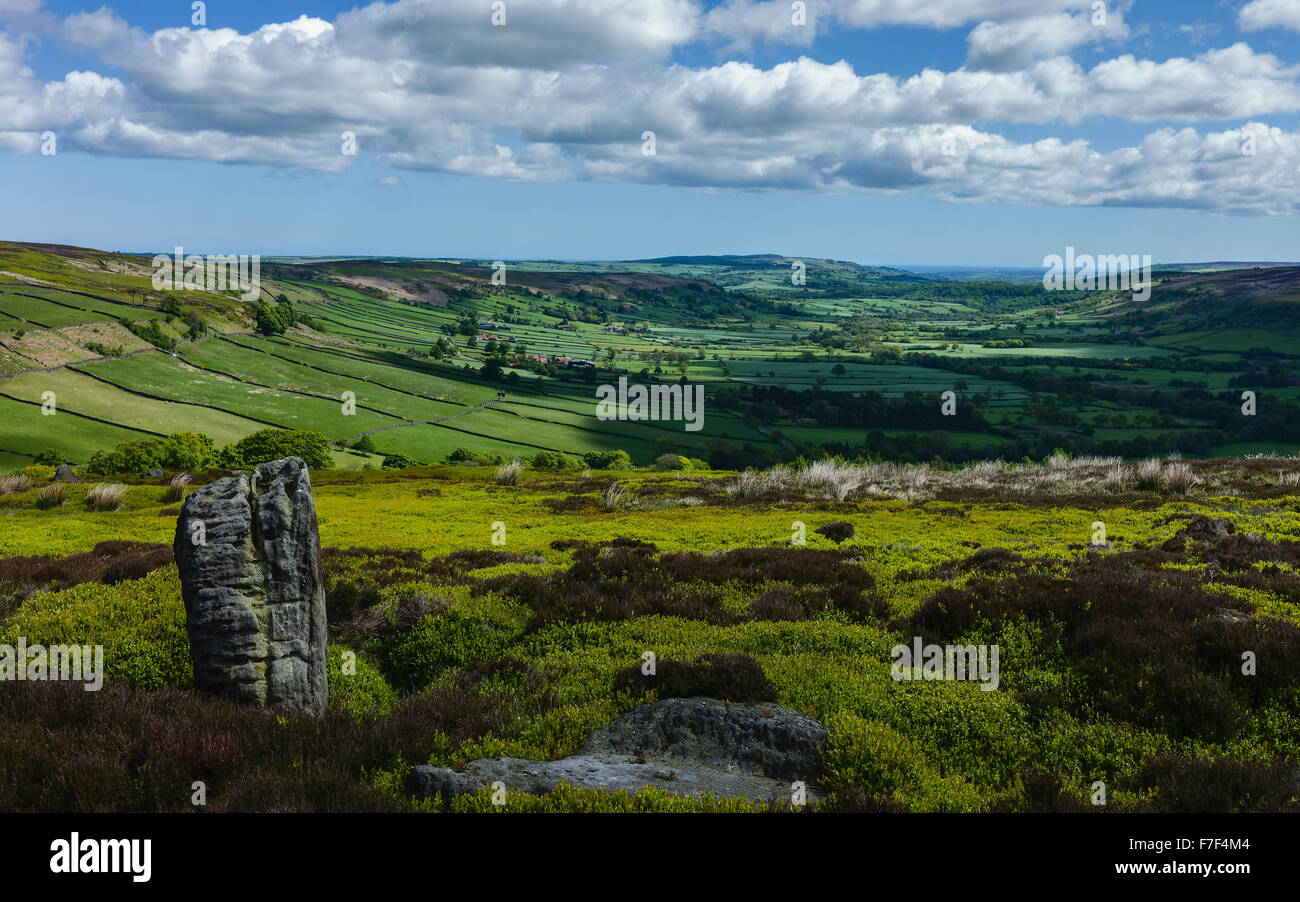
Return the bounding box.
[408,697,828,805]
[173,457,328,715]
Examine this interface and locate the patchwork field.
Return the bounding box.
[3,245,1297,474]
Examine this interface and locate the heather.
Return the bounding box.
[0,462,1296,812]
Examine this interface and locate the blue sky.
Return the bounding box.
[3,0,1300,264]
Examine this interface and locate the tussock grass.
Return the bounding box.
[1159,459,1199,492]
[0,475,31,495]
[725,454,1220,502]
[84,483,127,511]
[494,460,524,486]
[35,483,66,509]
[163,472,192,503]
[602,480,625,510]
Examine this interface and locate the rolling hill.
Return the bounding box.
[2,241,1298,473]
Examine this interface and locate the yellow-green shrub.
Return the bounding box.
[21,465,56,483]
[373,586,525,691]
[327,645,398,718]
[0,566,191,690]
[448,780,771,812]
[822,714,987,811]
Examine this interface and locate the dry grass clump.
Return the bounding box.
[1159,459,1199,492]
[796,458,868,501]
[725,454,1208,502]
[35,483,66,509]
[1104,461,1132,491]
[725,468,777,499]
[84,483,127,511]
[164,472,192,503]
[602,481,625,510]
[1133,458,1163,490]
[0,475,32,495]
[494,460,524,486]
[1279,471,1300,489]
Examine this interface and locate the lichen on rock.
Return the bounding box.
[173,457,328,714]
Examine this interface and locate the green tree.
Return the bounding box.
[33,448,71,466]
[162,432,217,470]
[254,301,295,336]
[581,449,634,470]
[221,428,333,470]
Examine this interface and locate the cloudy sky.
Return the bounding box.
[2,0,1300,264]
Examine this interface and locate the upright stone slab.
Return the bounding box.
[173,457,328,714]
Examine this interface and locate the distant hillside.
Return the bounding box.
[492,254,932,294]
[626,254,933,292]
[262,257,751,324]
[1153,262,1300,274]
[1111,266,1300,334]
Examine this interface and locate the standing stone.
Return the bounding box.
[173,457,328,714]
[54,464,75,482]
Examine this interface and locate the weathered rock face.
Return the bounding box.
[408,753,802,804]
[582,696,827,780]
[173,457,328,715]
[408,697,828,805]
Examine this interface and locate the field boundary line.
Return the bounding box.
[0,281,157,312]
[167,348,409,421]
[65,362,290,430]
[219,335,473,410]
[0,390,168,438]
[419,418,574,455]
[341,399,498,442]
[0,305,52,328]
[0,327,220,381]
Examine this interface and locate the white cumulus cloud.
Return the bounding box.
[1238,0,1300,32]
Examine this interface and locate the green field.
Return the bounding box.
[0,394,151,462]
[2,367,266,444]
[2,244,1297,470]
